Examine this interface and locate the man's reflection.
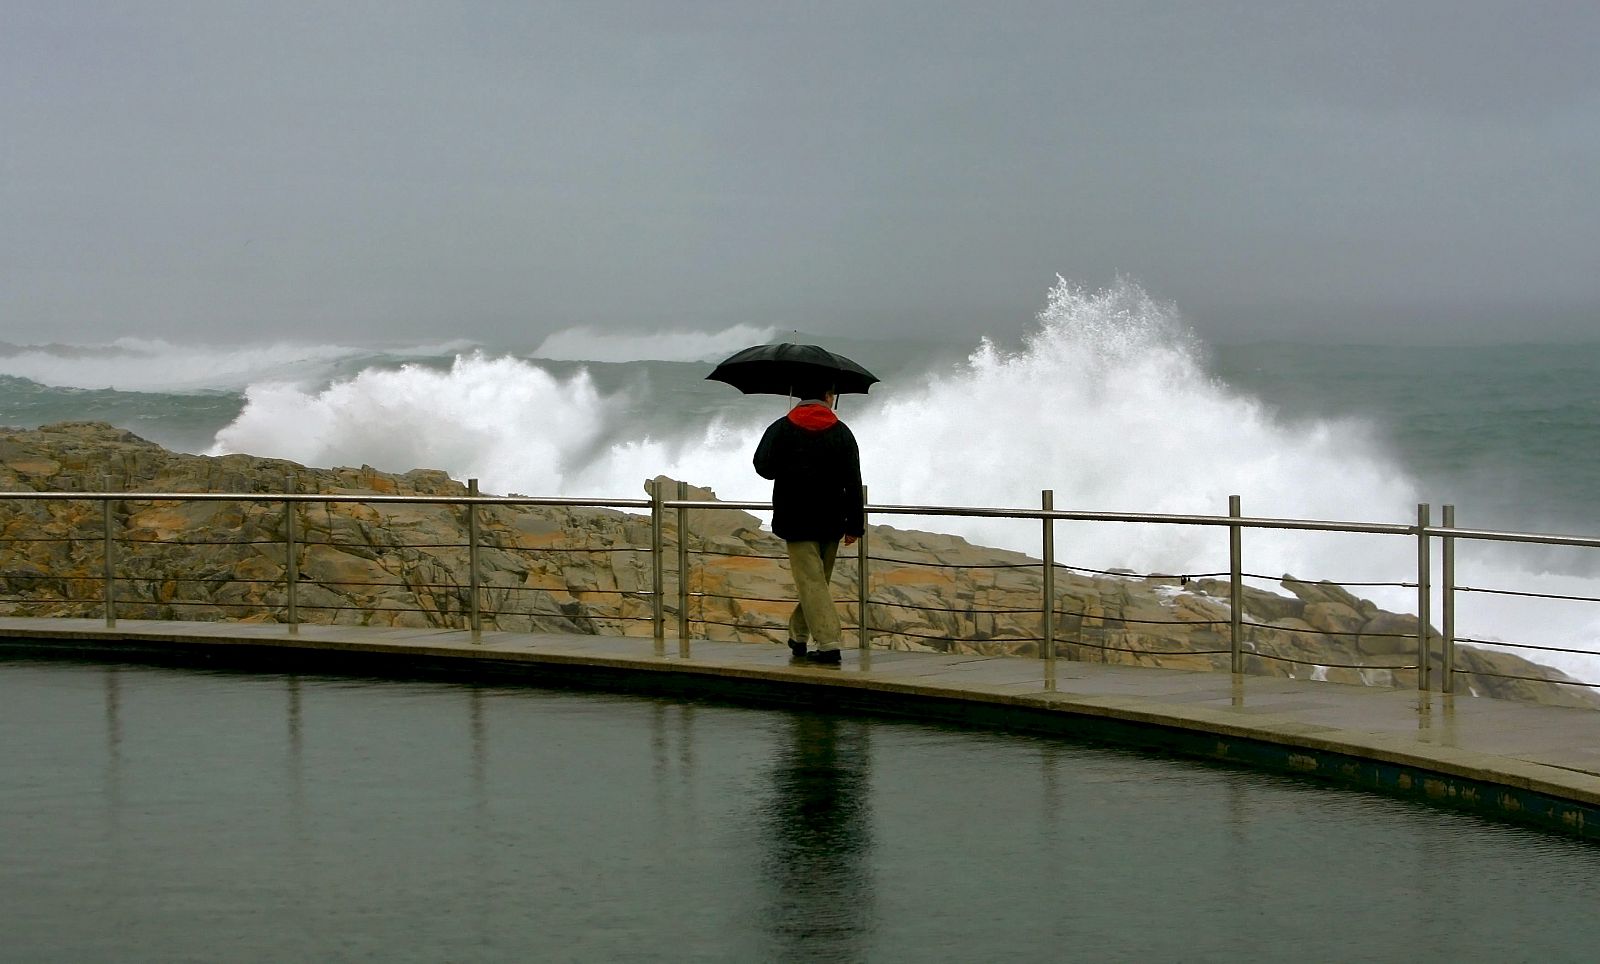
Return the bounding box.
[760,712,875,961]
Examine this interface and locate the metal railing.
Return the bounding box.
[2,481,1597,698]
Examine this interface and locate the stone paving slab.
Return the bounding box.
[6,616,1600,830]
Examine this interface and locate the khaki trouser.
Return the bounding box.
[785,539,842,649]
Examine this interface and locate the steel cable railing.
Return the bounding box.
[1459,585,1600,604]
[1,484,1596,701]
[1454,666,1600,689]
[1258,573,1416,589]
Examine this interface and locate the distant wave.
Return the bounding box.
[531,324,780,363]
[0,337,475,393]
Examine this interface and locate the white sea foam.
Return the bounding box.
[209,353,627,492]
[854,278,1419,581]
[0,337,475,393]
[531,324,780,363]
[203,278,1600,680]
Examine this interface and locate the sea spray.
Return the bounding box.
[192,283,1599,677]
[209,354,628,495]
[851,277,1421,585]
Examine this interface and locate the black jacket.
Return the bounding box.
[753,403,864,543]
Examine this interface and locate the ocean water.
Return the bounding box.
[2,279,1596,675]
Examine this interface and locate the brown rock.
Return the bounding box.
[1281,576,1379,617]
[1301,601,1366,635]
[1357,612,1422,658]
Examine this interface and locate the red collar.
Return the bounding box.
[787,403,839,430]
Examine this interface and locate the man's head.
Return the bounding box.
[795,382,836,407]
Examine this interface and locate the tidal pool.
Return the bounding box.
[3,655,1598,962]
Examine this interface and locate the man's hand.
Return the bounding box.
[842,534,858,546]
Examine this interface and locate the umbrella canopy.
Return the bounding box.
[705,343,880,396]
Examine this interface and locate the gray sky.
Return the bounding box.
[3,1,1597,346]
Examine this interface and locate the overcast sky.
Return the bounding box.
[3,1,1597,346]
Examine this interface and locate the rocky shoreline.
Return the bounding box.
[2,421,1595,708]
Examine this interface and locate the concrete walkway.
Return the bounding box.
[5,616,1600,839]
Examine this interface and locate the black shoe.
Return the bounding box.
[805,648,842,666]
[787,639,807,659]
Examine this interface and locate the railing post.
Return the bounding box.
[1417,503,1432,691]
[102,477,116,629]
[285,474,299,634]
[651,479,665,645]
[676,480,690,651]
[468,478,481,639]
[1041,489,1055,662]
[1442,504,1455,695]
[857,484,870,651]
[1229,495,1243,675]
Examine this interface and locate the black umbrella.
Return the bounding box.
[705,343,880,396]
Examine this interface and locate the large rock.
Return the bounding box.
[1281,576,1380,618]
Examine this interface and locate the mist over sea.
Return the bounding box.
[3,280,1596,679]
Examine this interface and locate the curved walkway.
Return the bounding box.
[5,616,1600,841]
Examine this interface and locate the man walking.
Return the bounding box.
[754,383,864,665]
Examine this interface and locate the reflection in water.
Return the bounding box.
[103,666,123,844]
[468,685,487,816]
[760,714,875,962]
[467,684,491,949]
[286,675,304,835]
[678,704,699,822]
[283,674,312,926]
[649,701,704,840]
[1225,771,1252,911]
